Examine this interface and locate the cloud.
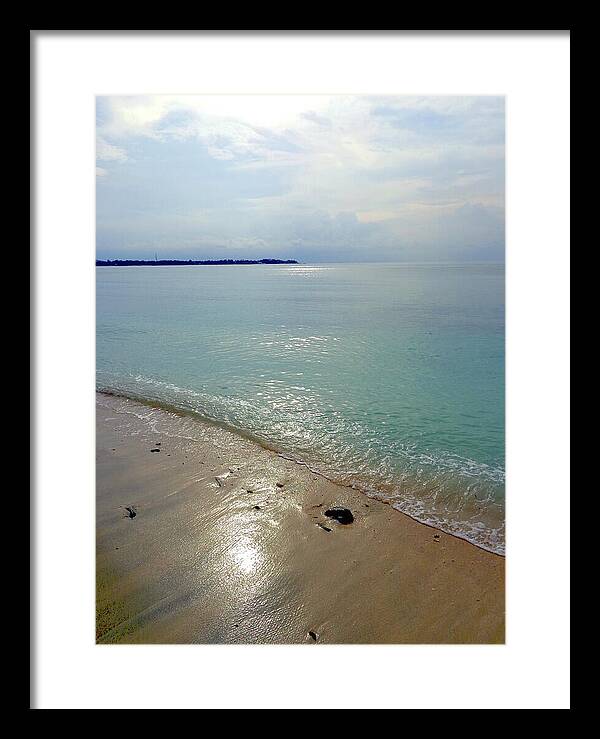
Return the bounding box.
[96,136,128,163]
[96,95,504,262]
[301,110,332,128]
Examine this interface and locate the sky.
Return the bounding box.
[96,95,504,263]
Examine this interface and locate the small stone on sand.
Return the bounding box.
[324,507,354,525]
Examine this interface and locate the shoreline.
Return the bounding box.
[96,393,505,644]
[97,388,505,556]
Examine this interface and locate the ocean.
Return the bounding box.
[97,262,505,554]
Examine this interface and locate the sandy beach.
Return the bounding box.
[96,393,505,644]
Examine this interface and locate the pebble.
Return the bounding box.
[324,507,354,525]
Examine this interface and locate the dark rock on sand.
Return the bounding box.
[124,506,137,519]
[150,448,161,453]
[317,523,332,532]
[308,631,318,642]
[276,482,284,488]
[253,506,261,510]
[324,507,354,525]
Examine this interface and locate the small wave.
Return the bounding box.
[96,377,505,556]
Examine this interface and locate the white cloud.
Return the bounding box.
[96,136,128,163]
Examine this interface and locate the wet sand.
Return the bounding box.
[96,394,505,644]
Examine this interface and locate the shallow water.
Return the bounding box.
[97,263,504,553]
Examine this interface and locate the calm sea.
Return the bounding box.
[97,263,505,554]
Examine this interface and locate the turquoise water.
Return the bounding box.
[97,263,505,553]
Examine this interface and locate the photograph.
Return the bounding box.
[31,30,570,709]
[96,94,505,644]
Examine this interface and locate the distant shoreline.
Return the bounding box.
[96,258,299,266]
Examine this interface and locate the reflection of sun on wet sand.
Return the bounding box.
[96,394,505,644]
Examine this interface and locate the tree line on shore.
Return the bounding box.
[96,258,299,266]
